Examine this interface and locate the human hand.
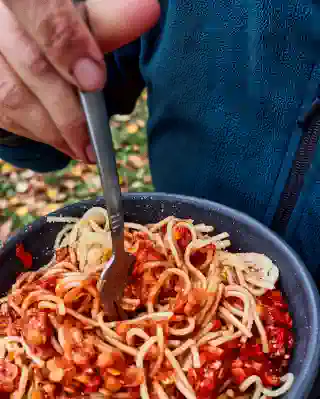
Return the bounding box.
[0,0,160,162]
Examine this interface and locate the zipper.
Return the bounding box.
[271,101,320,234]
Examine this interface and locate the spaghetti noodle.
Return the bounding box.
[0,207,294,399]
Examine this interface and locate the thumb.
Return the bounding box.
[85,0,160,52]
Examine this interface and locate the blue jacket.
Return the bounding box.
[1,0,320,283]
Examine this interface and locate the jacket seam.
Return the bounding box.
[284,143,320,241]
[262,63,317,227]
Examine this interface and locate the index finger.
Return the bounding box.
[85,0,161,52]
[3,0,106,91]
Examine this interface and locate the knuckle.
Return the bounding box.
[0,113,13,130]
[0,113,27,136]
[59,117,87,139]
[40,10,84,58]
[26,47,53,77]
[7,21,53,77]
[0,80,27,111]
[49,135,67,150]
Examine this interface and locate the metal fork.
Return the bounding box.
[79,90,135,319]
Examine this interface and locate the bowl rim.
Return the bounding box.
[1,191,320,397]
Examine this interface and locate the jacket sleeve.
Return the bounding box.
[0,39,144,172]
[104,39,145,116]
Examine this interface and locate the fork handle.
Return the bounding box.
[79,90,124,239]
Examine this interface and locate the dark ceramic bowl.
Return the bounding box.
[0,193,320,398]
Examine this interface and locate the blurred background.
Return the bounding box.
[0,92,151,241]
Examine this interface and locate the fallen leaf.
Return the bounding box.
[30,179,46,192]
[71,164,84,177]
[127,155,146,169]
[46,188,59,200]
[16,182,29,193]
[20,170,35,179]
[57,193,67,201]
[91,176,102,189]
[24,197,36,206]
[34,201,48,213]
[15,206,29,217]
[127,123,139,134]
[131,181,144,190]
[9,197,20,206]
[113,114,131,122]
[117,159,126,166]
[0,199,8,209]
[0,219,12,242]
[143,175,152,184]
[83,173,94,182]
[63,180,77,190]
[9,172,19,183]
[1,163,14,175]
[110,121,121,128]
[87,165,98,172]
[136,119,146,128]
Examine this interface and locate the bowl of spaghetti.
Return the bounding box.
[0,193,319,399]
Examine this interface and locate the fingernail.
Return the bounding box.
[86,144,96,164]
[73,58,106,91]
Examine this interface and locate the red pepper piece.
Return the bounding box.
[15,243,33,269]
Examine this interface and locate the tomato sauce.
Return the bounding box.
[188,289,294,398]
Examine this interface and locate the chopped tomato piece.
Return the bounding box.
[184,288,208,316]
[240,342,264,361]
[260,290,289,310]
[174,226,192,250]
[104,375,122,392]
[199,346,224,365]
[187,368,198,388]
[55,247,69,263]
[190,250,207,267]
[261,372,281,387]
[222,337,241,351]
[97,350,126,371]
[123,367,144,387]
[232,359,243,369]
[38,276,57,291]
[262,305,291,327]
[135,241,164,263]
[16,243,33,269]
[0,360,19,392]
[266,325,294,359]
[31,343,56,360]
[153,369,175,384]
[287,330,294,350]
[84,376,101,393]
[126,387,141,399]
[198,372,217,397]
[232,367,247,385]
[173,292,188,313]
[115,322,131,337]
[211,319,222,331]
[23,310,52,346]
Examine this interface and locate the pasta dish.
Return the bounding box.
[0,207,294,399]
